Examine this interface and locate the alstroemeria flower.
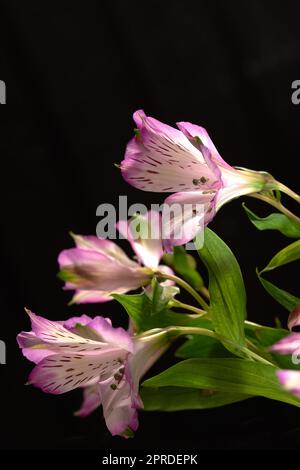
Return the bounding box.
[270,332,300,356]
[277,370,300,399]
[270,305,300,356]
[270,329,300,400]
[58,211,173,304]
[121,110,272,246]
[17,310,169,438]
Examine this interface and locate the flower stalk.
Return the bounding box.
[249,193,300,225]
[156,271,210,310]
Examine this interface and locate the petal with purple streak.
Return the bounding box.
[28,350,128,395]
[121,110,221,193]
[176,121,233,171]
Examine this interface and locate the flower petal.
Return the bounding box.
[176,121,233,170]
[277,370,300,398]
[25,310,129,354]
[71,234,136,267]
[162,190,216,248]
[85,316,134,353]
[157,265,175,286]
[121,110,221,193]
[28,350,128,395]
[117,211,163,269]
[215,181,261,211]
[58,248,151,293]
[270,332,300,355]
[98,364,141,437]
[74,385,102,417]
[70,289,126,304]
[17,331,55,364]
[62,314,93,329]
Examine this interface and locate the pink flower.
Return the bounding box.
[121,110,271,246]
[270,332,300,355]
[277,370,300,399]
[58,211,173,304]
[271,329,300,400]
[17,310,169,438]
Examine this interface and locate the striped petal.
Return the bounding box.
[121,110,221,193]
[176,121,233,171]
[28,350,128,395]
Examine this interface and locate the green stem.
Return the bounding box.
[169,299,207,316]
[199,286,210,301]
[156,271,210,310]
[137,326,275,366]
[274,181,300,204]
[244,320,265,330]
[246,339,274,363]
[249,193,300,225]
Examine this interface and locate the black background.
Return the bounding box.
[1,0,300,450]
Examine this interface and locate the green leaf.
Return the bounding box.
[163,246,204,291]
[261,240,300,273]
[112,292,212,332]
[176,335,235,359]
[143,358,300,408]
[243,204,300,238]
[198,228,246,355]
[141,386,249,411]
[249,326,288,348]
[257,272,300,312]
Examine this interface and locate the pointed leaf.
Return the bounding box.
[257,272,300,312]
[176,335,235,359]
[143,358,300,408]
[141,386,249,411]
[243,204,300,238]
[261,240,300,273]
[198,228,246,355]
[113,292,212,332]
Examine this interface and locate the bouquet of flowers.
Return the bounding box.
[17,110,300,438]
